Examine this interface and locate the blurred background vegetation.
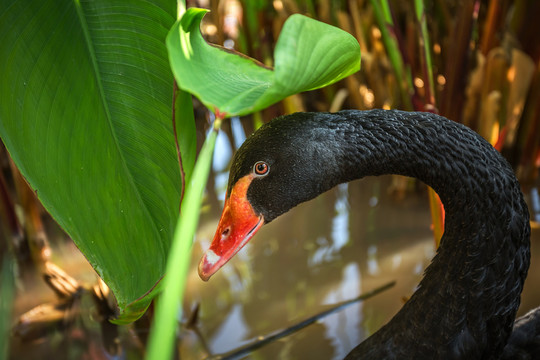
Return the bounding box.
[2,0,539,359]
[205,0,540,181]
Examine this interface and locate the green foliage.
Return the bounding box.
[144,7,361,360]
[0,0,360,333]
[0,255,15,360]
[166,8,361,117]
[146,124,219,360]
[174,87,197,186]
[369,0,413,109]
[0,0,181,322]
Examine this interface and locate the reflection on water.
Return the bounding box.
[321,263,361,357]
[330,184,350,253]
[211,304,249,351]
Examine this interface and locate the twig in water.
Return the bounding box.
[205,281,396,360]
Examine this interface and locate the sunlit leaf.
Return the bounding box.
[166,8,361,117]
[0,0,180,322]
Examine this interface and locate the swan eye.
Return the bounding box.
[253,161,269,176]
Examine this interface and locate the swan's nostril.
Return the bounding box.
[222,227,231,239]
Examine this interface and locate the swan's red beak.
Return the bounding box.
[198,174,264,281]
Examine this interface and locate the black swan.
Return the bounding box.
[198,109,533,359]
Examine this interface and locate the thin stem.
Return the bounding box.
[415,0,436,108]
[369,0,413,109]
[145,118,221,360]
[171,81,187,205]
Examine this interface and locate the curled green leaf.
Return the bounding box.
[167,8,361,117]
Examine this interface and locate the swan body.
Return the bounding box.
[199,110,531,359]
[502,307,540,359]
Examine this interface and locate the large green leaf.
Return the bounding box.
[0,0,181,322]
[166,8,361,116]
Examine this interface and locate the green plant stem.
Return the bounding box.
[146,120,220,360]
[177,0,186,20]
[369,0,413,109]
[174,84,197,198]
[415,0,436,106]
[370,0,402,82]
[253,111,264,130]
[414,0,444,246]
[0,254,15,360]
[146,3,208,353]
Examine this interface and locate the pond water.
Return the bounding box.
[181,175,540,360]
[182,175,434,359]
